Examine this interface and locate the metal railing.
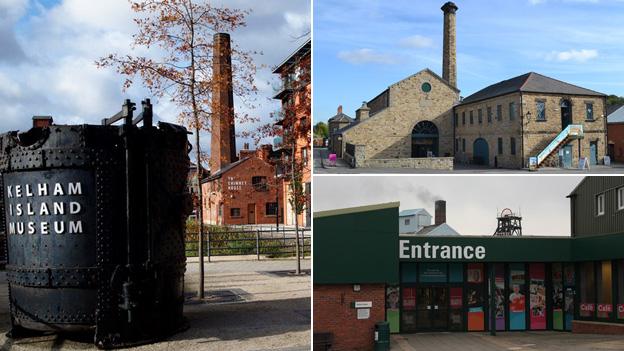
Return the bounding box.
[185,227,311,260]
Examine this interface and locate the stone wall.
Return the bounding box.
[342,69,458,161]
[360,157,454,170]
[522,93,607,167]
[454,93,523,168]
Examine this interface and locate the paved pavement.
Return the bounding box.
[393,332,624,351]
[314,147,624,174]
[0,259,311,351]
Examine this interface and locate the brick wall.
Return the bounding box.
[608,123,624,162]
[572,320,624,334]
[314,284,386,351]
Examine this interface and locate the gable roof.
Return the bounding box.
[607,104,624,116]
[608,105,624,124]
[336,68,458,135]
[459,72,605,106]
[399,208,431,217]
[417,223,461,236]
[328,113,354,124]
[202,157,250,182]
[314,202,400,218]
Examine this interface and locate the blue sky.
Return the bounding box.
[314,0,624,123]
[0,0,310,164]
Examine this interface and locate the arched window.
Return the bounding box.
[411,121,439,157]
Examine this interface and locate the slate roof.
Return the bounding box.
[203,157,250,182]
[459,72,605,105]
[416,223,461,236]
[607,104,624,116]
[608,105,624,124]
[328,113,354,123]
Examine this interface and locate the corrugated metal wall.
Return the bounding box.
[571,177,624,237]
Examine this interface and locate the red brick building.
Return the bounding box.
[200,32,285,226]
[201,145,283,225]
[273,39,311,227]
[607,104,624,162]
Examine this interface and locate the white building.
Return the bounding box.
[400,200,460,236]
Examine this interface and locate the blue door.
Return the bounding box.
[590,142,597,165]
[473,138,489,166]
[562,145,572,168]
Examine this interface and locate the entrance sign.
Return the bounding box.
[399,240,486,260]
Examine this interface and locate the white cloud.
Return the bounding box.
[284,11,310,36]
[545,49,598,62]
[399,35,433,48]
[337,48,397,65]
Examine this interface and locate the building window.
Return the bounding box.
[536,101,546,121]
[455,138,459,152]
[596,260,613,319]
[496,105,502,121]
[487,107,492,123]
[230,208,241,217]
[470,111,474,124]
[596,193,605,216]
[462,112,466,125]
[405,218,410,225]
[462,138,466,152]
[302,148,309,166]
[498,138,503,155]
[266,202,278,216]
[252,176,268,192]
[421,82,432,92]
[454,113,458,126]
[509,102,516,120]
[478,109,483,124]
[510,137,516,155]
[618,187,624,210]
[586,103,594,121]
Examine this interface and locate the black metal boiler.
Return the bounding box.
[0,99,191,348]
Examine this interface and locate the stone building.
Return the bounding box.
[330,1,609,170]
[327,105,353,157]
[333,2,459,169]
[455,72,607,168]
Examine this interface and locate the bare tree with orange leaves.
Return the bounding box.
[96,0,259,299]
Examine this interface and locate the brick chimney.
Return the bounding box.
[337,105,343,114]
[355,102,370,122]
[257,144,272,162]
[239,143,254,159]
[441,2,458,88]
[435,200,446,225]
[32,116,53,128]
[210,32,237,172]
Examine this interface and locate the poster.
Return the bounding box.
[565,288,575,330]
[509,264,526,330]
[529,263,546,330]
[450,287,463,331]
[386,286,400,333]
[494,264,505,331]
[552,263,564,330]
[467,263,483,283]
[402,287,416,310]
[467,265,484,331]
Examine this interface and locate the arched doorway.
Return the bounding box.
[473,138,489,166]
[411,121,439,157]
[561,99,572,129]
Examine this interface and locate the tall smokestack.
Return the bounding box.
[435,200,446,225]
[211,32,237,171]
[441,2,458,88]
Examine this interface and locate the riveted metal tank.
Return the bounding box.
[0,99,191,349]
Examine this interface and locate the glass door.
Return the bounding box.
[416,287,448,331]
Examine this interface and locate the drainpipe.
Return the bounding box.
[520,94,525,169]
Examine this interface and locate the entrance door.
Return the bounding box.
[247,203,256,224]
[416,287,448,331]
[562,144,573,168]
[335,138,343,158]
[561,100,572,129]
[473,138,489,166]
[590,141,597,165]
